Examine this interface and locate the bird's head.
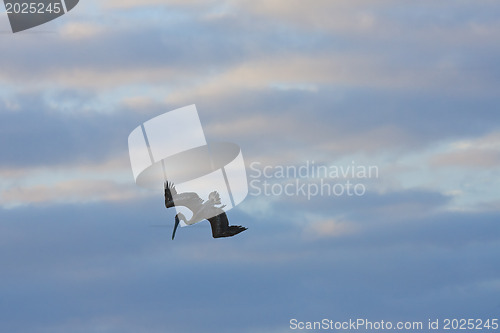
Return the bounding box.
[172,213,186,240]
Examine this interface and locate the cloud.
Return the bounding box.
[102,0,218,10]
[0,179,142,206]
[2,0,499,98]
[304,218,358,239]
[60,22,105,40]
[233,0,391,35]
[431,131,500,168]
[432,148,500,168]
[1,1,500,332]
[0,92,146,168]
[1,198,499,333]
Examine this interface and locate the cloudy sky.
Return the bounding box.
[1,1,499,332]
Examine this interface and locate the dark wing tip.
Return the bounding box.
[164,181,177,194]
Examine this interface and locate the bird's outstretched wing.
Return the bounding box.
[172,192,204,212]
[164,181,204,213]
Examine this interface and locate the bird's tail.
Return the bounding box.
[229,225,247,236]
[215,225,247,238]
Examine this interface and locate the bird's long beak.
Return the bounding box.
[172,214,180,240]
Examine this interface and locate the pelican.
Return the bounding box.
[164,181,247,239]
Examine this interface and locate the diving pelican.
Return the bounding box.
[164,181,247,239]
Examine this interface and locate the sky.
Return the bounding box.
[1,1,500,332]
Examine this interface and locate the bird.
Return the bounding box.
[164,181,247,240]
